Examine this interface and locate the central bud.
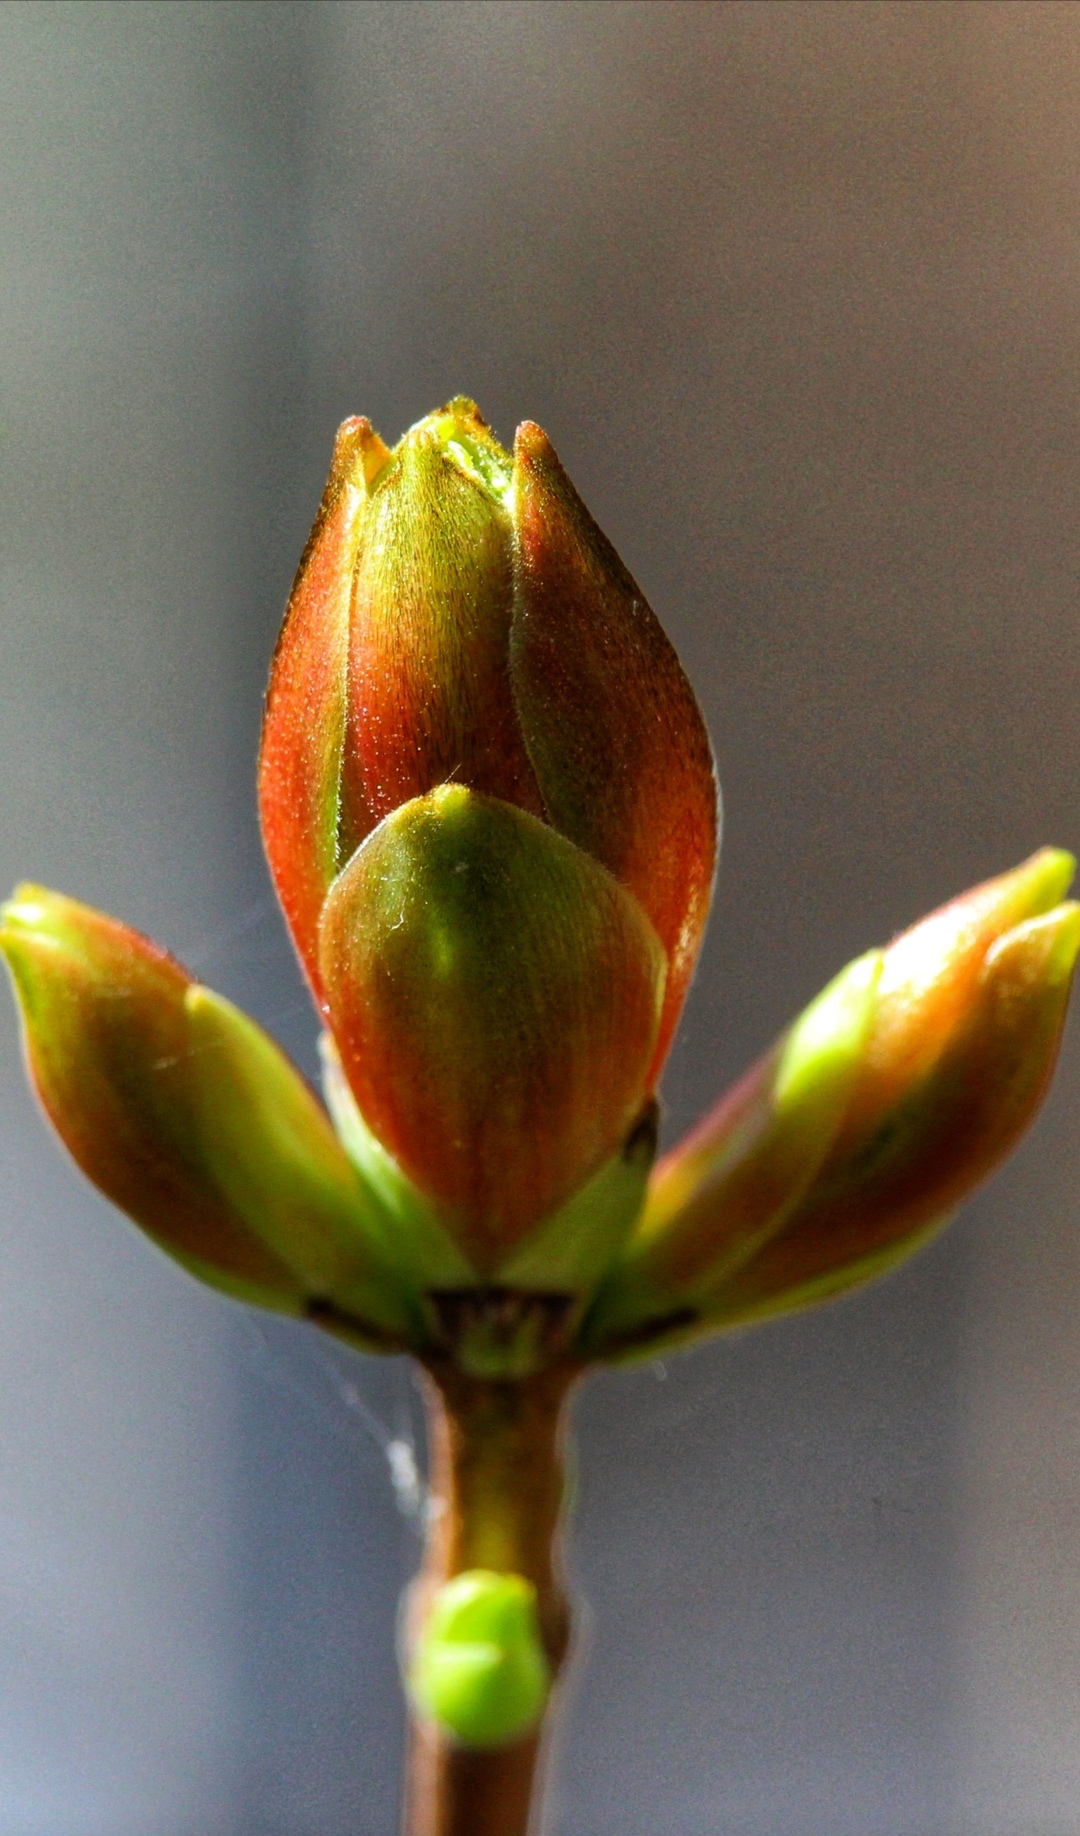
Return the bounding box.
[259,400,718,1264]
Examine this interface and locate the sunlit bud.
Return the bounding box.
[585,850,1080,1360]
[258,415,390,989]
[510,421,717,1070]
[0,885,412,1346]
[318,784,666,1265]
[408,1569,551,1749]
[259,399,718,1069]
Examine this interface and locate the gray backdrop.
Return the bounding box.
[0,4,1079,1832]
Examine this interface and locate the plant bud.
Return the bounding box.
[0,885,412,1346]
[259,399,718,1079]
[318,783,666,1261]
[585,850,1080,1359]
[7,392,1076,1381]
[408,1569,551,1749]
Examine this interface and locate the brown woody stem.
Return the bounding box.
[402,1358,581,1836]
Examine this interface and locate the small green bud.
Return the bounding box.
[409,1569,551,1749]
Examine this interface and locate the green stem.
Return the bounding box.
[402,1358,580,1836]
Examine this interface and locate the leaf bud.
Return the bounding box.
[0,884,412,1347]
[317,783,666,1261]
[259,399,718,1079]
[408,1569,551,1749]
[585,850,1080,1359]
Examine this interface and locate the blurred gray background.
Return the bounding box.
[0,2,1079,1831]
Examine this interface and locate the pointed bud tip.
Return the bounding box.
[397,400,513,506]
[1,885,170,987]
[441,394,487,428]
[513,420,551,468]
[182,982,215,1020]
[1013,846,1076,914]
[402,396,487,446]
[331,415,391,491]
[986,900,1080,990]
[879,846,1077,1015]
[2,883,63,933]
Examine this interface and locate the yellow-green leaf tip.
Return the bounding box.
[774,948,883,1114]
[1016,846,1076,914]
[2,884,52,931]
[409,1569,551,1749]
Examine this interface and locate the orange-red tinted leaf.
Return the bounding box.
[318,786,667,1267]
[511,421,718,1074]
[259,416,387,992]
